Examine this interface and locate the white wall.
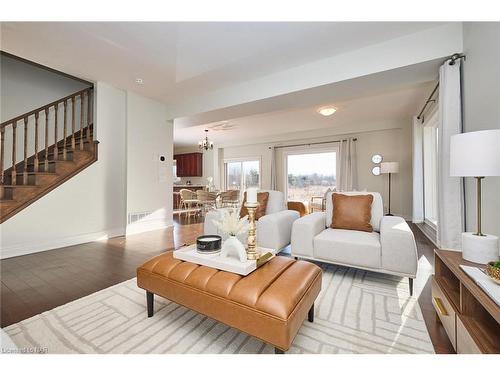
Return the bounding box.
[0,54,90,121]
[462,23,500,238]
[126,92,173,234]
[0,82,127,258]
[221,123,413,219]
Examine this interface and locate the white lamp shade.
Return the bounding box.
[450,129,500,177]
[380,162,399,174]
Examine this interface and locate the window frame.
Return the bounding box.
[282,145,340,202]
[223,157,262,193]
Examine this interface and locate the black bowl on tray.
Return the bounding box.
[196,235,222,254]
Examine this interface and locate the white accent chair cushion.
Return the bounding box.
[325,191,383,232]
[261,190,287,214]
[314,228,381,269]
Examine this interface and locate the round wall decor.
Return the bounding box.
[371,154,383,164]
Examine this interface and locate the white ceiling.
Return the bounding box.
[1,22,445,105]
[174,80,435,148]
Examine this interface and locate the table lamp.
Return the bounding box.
[380,161,399,216]
[450,129,500,264]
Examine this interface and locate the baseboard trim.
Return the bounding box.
[0,227,126,259]
[126,218,173,236]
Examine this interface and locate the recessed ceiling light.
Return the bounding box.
[135,78,144,85]
[317,106,337,116]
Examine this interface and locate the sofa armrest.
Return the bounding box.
[380,216,418,278]
[257,210,300,250]
[291,212,326,258]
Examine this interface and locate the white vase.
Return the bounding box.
[220,236,247,262]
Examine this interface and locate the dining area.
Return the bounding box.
[174,187,241,220]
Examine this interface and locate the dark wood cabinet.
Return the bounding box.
[174,152,203,177]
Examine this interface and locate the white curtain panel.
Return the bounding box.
[412,116,424,223]
[437,60,464,249]
[270,146,277,190]
[338,138,357,191]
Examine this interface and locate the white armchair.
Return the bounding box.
[204,190,299,252]
[291,191,418,295]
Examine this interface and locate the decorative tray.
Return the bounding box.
[173,244,275,276]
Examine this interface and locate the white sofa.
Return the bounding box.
[291,191,418,295]
[204,190,299,251]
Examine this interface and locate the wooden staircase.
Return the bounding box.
[0,87,98,223]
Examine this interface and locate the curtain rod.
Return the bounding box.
[269,138,357,150]
[416,83,439,121]
[416,53,466,121]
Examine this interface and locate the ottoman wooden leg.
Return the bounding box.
[146,291,154,317]
[274,347,285,354]
[308,304,314,323]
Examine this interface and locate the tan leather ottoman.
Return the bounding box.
[137,252,322,353]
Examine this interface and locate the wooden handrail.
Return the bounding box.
[0,87,93,128]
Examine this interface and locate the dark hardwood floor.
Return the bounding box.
[0,214,454,353]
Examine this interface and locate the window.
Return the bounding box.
[423,110,439,228]
[285,149,338,203]
[224,159,260,192]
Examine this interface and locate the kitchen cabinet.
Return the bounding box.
[174,152,203,177]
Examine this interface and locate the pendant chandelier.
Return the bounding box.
[198,129,214,151]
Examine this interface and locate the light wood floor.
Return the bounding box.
[0,215,454,353]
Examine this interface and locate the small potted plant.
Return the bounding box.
[213,210,249,262]
[486,261,500,284]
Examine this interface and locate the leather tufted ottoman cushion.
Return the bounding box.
[137,251,322,353]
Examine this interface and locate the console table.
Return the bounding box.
[433,249,500,353]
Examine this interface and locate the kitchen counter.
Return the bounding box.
[173,185,205,188]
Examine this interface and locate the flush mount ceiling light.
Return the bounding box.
[198,129,214,151]
[135,78,144,85]
[317,106,337,116]
[209,121,238,131]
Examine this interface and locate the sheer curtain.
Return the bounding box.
[270,146,277,190]
[412,116,424,223]
[337,138,357,191]
[437,59,464,249]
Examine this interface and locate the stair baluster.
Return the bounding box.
[87,89,92,144]
[34,112,39,172]
[80,93,84,150]
[45,108,49,170]
[0,127,4,185]
[11,122,17,186]
[23,117,28,184]
[71,97,76,149]
[54,103,59,159]
[63,100,68,160]
[0,87,95,223]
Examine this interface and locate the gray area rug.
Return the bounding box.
[4,264,434,354]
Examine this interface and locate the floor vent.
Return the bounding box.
[128,211,153,225]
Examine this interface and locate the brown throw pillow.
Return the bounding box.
[240,191,269,220]
[331,193,373,232]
